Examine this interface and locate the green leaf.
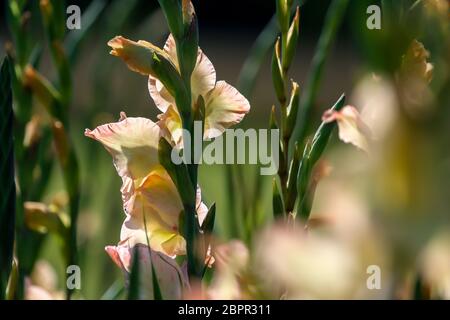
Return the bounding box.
[289,0,349,157]
[296,94,345,221]
[271,38,286,105]
[308,93,345,165]
[272,178,285,218]
[0,57,15,300]
[157,0,184,39]
[127,248,140,300]
[282,7,300,72]
[285,142,301,211]
[285,81,300,139]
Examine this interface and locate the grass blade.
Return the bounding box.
[0,57,15,300]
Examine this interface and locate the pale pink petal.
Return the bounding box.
[204,81,250,139]
[85,115,162,213]
[84,116,161,180]
[148,34,216,112]
[106,242,187,299]
[157,105,183,147]
[25,281,54,300]
[119,169,185,257]
[148,77,176,112]
[322,105,370,153]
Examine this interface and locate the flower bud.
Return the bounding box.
[286,81,300,138]
[23,66,61,117]
[283,7,300,71]
[178,12,199,80]
[286,142,301,211]
[269,105,279,130]
[108,36,189,112]
[272,178,285,218]
[271,39,286,104]
[276,0,290,33]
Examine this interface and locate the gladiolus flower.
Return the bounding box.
[85,113,208,257]
[150,35,250,141]
[108,34,250,144]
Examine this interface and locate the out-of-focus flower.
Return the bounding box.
[106,242,187,299]
[351,75,398,141]
[397,40,434,117]
[26,260,64,300]
[108,34,250,143]
[400,40,434,83]
[322,105,371,153]
[86,113,208,257]
[207,223,377,299]
[254,224,360,299]
[207,240,250,300]
[31,260,58,293]
[424,0,449,17]
[419,230,450,299]
[25,280,54,300]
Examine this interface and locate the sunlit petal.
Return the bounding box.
[204,81,250,139]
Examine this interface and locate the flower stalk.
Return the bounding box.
[158,0,202,279]
[271,0,348,222]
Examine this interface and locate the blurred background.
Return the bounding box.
[1,0,449,299]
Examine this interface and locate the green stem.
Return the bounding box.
[289,0,349,160]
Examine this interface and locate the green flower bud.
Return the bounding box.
[282,7,300,71]
[272,38,286,104]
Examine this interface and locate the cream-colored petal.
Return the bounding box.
[120,169,185,257]
[164,34,216,100]
[148,76,177,112]
[85,116,164,216]
[85,116,161,181]
[204,81,250,139]
[157,105,183,147]
[322,105,370,153]
[148,34,216,111]
[138,169,183,228]
[191,48,216,103]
